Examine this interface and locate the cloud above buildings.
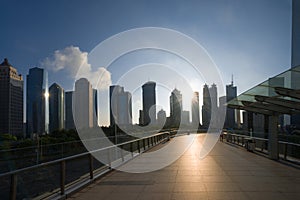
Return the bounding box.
[41,46,111,91]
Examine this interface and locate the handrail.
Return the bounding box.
[0,131,171,200]
[223,132,300,162]
[0,131,169,177]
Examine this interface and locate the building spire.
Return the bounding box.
[231,74,234,85]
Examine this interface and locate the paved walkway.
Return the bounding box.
[70,134,300,200]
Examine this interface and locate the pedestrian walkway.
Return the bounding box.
[70,134,300,200]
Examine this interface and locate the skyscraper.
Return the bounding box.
[202,83,219,129]
[65,91,75,130]
[93,89,98,127]
[181,110,190,126]
[109,85,132,127]
[202,84,211,128]
[157,109,167,126]
[26,67,48,137]
[0,58,23,137]
[225,81,237,129]
[74,78,93,129]
[292,0,300,68]
[142,81,156,126]
[209,84,218,110]
[170,88,182,127]
[191,92,200,127]
[49,83,64,133]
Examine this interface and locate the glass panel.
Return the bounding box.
[228,66,300,107]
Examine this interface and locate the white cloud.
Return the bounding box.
[41,46,111,90]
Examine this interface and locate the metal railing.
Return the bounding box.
[0,131,170,200]
[223,132,300,162]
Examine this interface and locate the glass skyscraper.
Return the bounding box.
[170,88,182,127]
[65,91,75,130]
[142,81,156,126]
[49,83,64,133]
[26,67,48,138]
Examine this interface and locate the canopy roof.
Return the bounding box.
[227,66,300,115]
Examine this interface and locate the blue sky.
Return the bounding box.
[0,0,292,125]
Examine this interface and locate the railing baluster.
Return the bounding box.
[60,160,66,195]
[89,154,94,180]
[284,143,287,160]
[130,142,133,157]
[120,145,124,162]
[138,140,140,153]
[10,174,17,200]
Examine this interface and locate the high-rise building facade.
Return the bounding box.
[49,83,64,133]
[26,67,48,137]
[170,88,182,127]
[181,110,190,126]
[157,109,166,126]
[109,85,132,127]
[142,81,156,126]
[202,83,219,129]
[202,84,211,128]
[74,78,93,129]
[93,89,98,127]
[65,91,75,130]
[292,0,300,68]
[191,92,200,127]
[225,81,237,129]
[0,59,23,137]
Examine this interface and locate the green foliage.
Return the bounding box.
[0,134,17,141]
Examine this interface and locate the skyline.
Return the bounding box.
[0,0,293,125]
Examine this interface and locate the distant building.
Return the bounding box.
[292,0,300,68]
[139,110,144,125]
[191,92,200,127]
[219,96,226,113]
[49,83,64,133]
[93,89,98,127]
[209,84,218,110]
[0,58,23,137]
[225,81,237,129]
[142,81,156,125]
[202,84,211,128]
[65,91,75,130]
[181,110,190,126]
[157,109,167,126]
[170,88,182,127]
[109,85,132,127]
[26,67,48,137]
[202,83,219,129]
[291,0,300,127]
[74,78,93,129]
[219,96,227,127]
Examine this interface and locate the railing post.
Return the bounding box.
[137,140,140,153]
[89,154,94,180]
[120,145,124,162]
[60,160,66,195]
[130,142,133,157]
[143,139,146,151]
[107,149,111,168]
[10,174,17,200]
[284,143,288,160]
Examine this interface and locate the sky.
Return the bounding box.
[0,0,292,126]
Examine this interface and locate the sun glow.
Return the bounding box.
[44,92,49,99]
